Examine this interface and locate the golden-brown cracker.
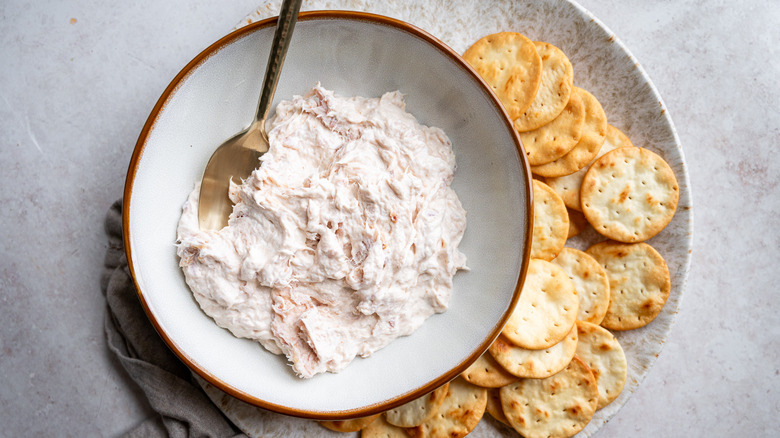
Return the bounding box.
[581,147,679,242]
[319,414,381,432]
[489,326,577,379]
[552,247,611,325]
[500,356,598,438]
[463,32,542,119]
[531,87,608,178]
[575,321,627,409]
[546,124,634,210]
[502,259,579,349]
[605,123,634,149]
[486,388,511,427]
[518,86,585,165]
[513,41,574,132]
[361,415,409,438]
[586,240,671,330]
[461,352,519,388]
[385,383,449,428]
[567,208,589,238]
[406,377,487,438]
[531,180,569,261]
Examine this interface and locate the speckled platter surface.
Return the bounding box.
[197,0,693,436]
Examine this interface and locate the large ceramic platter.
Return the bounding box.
[198,0,693,436]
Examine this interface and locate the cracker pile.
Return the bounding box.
[319,378,488,438]
[464,31,676,437]
[315,31,679,438]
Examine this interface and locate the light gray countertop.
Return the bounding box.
[1,0,778,436]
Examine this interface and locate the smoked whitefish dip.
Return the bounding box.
[176,85,467,378]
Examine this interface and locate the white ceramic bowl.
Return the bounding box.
[123,11,532,419]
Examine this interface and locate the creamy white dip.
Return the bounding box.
[176,85,467,378]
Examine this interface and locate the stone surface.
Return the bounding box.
[0,0,778,436]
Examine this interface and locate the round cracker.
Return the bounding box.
[361,414,411,438]
[500,356,598,438]
[406,377,487,438]
[567,208,589,238]
[518,86,585,165]
[575,321,627,409]
[489,327,577,379]
[463,32,542,119]
[546,124,634,210]
[319,414,381,432]
[485,388,511,427]
[605,123,634,149]
[513,41,574,132]
[531,87,608,178]
[531,180,569,261]
[552,247,611,325]
[461,352,519,388]
[385,383,449,428]
[586,240,671,330]
[581,147,679,242]
[502,259,578,350]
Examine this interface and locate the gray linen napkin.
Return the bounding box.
[101,200,247,438]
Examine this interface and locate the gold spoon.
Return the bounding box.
[198,0,302,231]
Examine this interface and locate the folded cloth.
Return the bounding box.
[101,200,247,438]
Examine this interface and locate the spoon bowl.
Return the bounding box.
[197,126,267,231]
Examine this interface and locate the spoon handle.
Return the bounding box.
[255,0,302,125]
